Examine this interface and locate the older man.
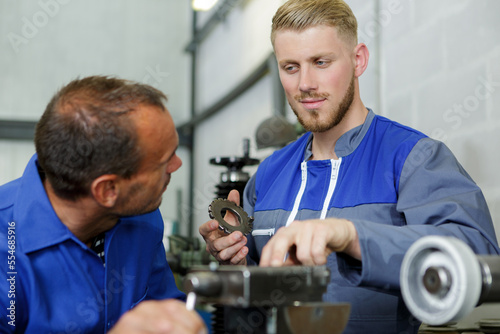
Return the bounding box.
[0,76,205,334]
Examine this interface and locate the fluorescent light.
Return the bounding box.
[192,0,219,11]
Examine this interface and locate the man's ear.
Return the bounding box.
[91,175,120,208]
[353,43,369,78]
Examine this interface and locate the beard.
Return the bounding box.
[291,74,355,133]
[113,181,166,217]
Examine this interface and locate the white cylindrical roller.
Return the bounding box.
[400,236,483,325]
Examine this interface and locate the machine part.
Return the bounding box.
[285,303,351,334]
[184,265,330,307]
[206,303,350,334]
[183,265,350,334]
[165,235,216,275]
[255,115,300,149]
[210,139,259,174]
[210,138,260,205]
[208,198,254,235]
[400,236,500,325]
[211,305,225,334]
[186,292,197,311]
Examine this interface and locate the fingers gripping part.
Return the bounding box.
[208,199,254,235]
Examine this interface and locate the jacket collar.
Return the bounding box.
[16,154,83,254]
[304,108,375,160]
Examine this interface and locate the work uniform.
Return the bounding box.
[243,109,499,333]
[0,154,184,333]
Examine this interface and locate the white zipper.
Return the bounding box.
[285,161,308,227]
[320,158,342,219]
[251,228,275,237]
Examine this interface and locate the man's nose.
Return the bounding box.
[299,67,318,92]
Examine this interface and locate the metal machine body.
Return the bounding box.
[184,265,350,334]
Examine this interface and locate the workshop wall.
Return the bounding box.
[0,0,192,226]
[377,0,500,238]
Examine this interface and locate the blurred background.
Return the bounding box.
[1,0,500,328]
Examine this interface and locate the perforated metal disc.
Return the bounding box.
[208,199,253,235]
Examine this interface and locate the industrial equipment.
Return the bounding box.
[183,265,350,334]
[166,235,215,276]
[400,236,500,326]
[210,138,259,206]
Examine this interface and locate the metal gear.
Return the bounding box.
[208,198,254,235]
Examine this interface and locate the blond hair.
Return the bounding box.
[271,0,358,47]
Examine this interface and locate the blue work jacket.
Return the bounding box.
[0,154,184,333]
[244,110,499,333]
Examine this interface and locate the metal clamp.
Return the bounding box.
[208,199,253,235]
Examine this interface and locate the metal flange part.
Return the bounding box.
[208,198,254,235]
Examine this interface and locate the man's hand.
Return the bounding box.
[109,299,207,334]
[199,190,248,265]
[259,218,360,267]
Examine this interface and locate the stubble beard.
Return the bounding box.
[292,74,355,133]
[113,181,166,217]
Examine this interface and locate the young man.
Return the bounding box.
[0,76,206,334]
[199,0,499,333]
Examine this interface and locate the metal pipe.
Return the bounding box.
[185,0,243,53]
[187,8,198,238]
[177,55,271,136]
[0,120,37,141]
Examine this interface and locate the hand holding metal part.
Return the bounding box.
[208,198,254,235]
[199,190,249,265]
